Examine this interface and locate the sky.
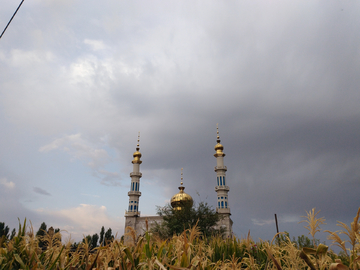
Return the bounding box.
[1,0,360,247]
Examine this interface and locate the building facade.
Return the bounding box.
[124,127,233,237]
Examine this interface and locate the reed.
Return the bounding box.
[1,208,360,269]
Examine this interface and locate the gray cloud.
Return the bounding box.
[33,187,51,196]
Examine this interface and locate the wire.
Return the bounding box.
[0,0,25,40]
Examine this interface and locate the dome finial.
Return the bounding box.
[137,132,140,150]
[181,168,183,186]
[132,132,142,164]
[179,168,184,192]
[214,124,225,156]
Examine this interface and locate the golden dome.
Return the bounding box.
[170,189,193,210]
[132,149,142,164]
[170,169,193,210]
[214,143,223,151]
[133,150,142,158]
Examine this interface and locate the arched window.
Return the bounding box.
[135,182,138,191]
[225,201,228,208]
[223,177,226,185]
[217,177,219,186]
[134,205,137,210]
[221,201,224,208]
[130,205,133,211]
[220,176,222,185]
[132,182,134,191]
[218,201,220,208]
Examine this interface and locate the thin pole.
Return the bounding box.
[0,0,25,40]
[274,213,280,243]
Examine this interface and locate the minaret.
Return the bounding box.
[214,124,230,214]
[126,132,142,217]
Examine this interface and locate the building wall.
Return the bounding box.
[215,213,233,237]
[125,213,233,240]
[124,215,164,245]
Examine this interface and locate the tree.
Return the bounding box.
[90,233,99,249]
[293,234,319,248]
[0,222,10,239]
[83,235,91,245]
[153,201,224,239]
[99,226,105,246]
[36,222,47,248]
[276,232,319,248]
[0,222,10,247]
[104,228,113,244]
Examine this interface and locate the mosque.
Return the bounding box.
[124,127,233,237]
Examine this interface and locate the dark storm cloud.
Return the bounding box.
[33,187,51,196]
[130,0,360,236]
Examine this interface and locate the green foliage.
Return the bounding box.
[83,234,92,245]
[153,201,224,239]
[0,222,10,239]
[0,222,11,247]
[90,233,99,249]
[104,228,113,244]
[275,231,320,249]
[1,219,67,269]
[83,229,110,250]
[293,234,320,249]
[36,222,47,248]
[299,243,329,270]
[99,225,105,246]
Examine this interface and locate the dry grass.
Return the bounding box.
[325,208,360,270]
[299,208,326,248]
[1,208,360,269]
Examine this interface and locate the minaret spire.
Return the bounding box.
[126,132,142,217]
[136,132,140,149]
[214,124,230,214]
[179,168,184,191]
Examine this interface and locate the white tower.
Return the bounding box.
[214,125,232,236]
[214,125,230,213]
[126,133,142,217]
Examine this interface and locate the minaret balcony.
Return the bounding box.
[215,185,229,192]
[130,172,142,177]
[125,210,141,217]
[214,166,227,171]
[216,208,231,214]
[128,191,142,196]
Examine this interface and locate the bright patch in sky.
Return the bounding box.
[0,178,15,189]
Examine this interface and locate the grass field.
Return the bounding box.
[0,208,359,269]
